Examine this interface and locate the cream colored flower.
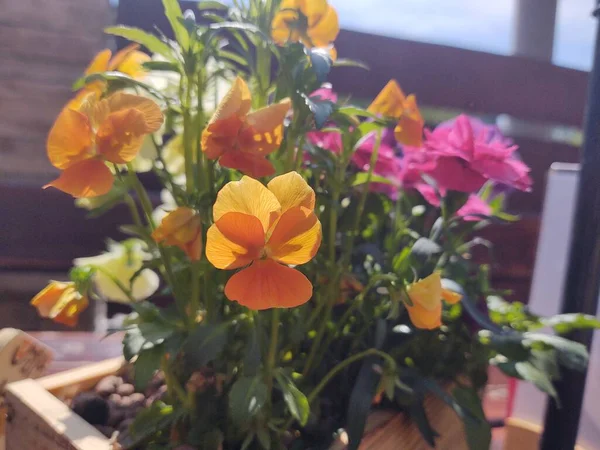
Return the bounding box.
[74,239,159,303]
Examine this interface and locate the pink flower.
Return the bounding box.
[456,195,492,221]
[397,149,442,206]
[306,86,343,154]
[352,131,402,199]
[423,115,532,193]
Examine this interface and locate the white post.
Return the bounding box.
[513,0,558,61]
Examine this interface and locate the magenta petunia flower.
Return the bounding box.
[422,115,532,193]
[456,195,493,221]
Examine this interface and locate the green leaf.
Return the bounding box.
[346,357,382,450]
[120,401,181,448]
[332,58,369,70]
[208,22,272,44]
[352,172,395,187]
[302,94,335,129]
[218,49,248,67]
[243,326,261,376]
[123,322,175,360]
[142,60,180,72]
[274,371,310,426]
[198,0,229,11]
[524,333,589,371]
[337,106,383,121]
[308,47,332,85]
[72,71,166,100]
[411,237,442,260]
[229,376,268,426]
[184,323,229,369]
[408,397,438,447]
[541,313,600,334]
[256,426,271,450]
[134,346,163,390]
[452,386,492,450]
[104,26,173,59]
[163,0,189,49]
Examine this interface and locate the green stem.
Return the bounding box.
[266,308,280,400]
[287,349,395,429]
[126,165,156,231]
[190,261,201,324]
[294,135,306,172]
[195,70,206,191]
[341,130,382,265]
[123,194,143,229]
[183,74,195,194]
[161,356,191,409]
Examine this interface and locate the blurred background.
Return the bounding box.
[0,0,595,330]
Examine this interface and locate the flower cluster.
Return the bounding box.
[29,1,596,449]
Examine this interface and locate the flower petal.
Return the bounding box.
[213,176,281,231]
[209,76,252,123]
[271,9,300,44]
[394,95,424,147]
[246,99,291,133]
[367,79,406,118]
[224,259,313,309]
[44,159,114,198]
[116,50,151,79]
[206,212,265,269]
[407,272,443,311]
[406,301,442,330]
[306,4,339,44]
[31,281,70,317]
[105,92,164,133]
[96,109,147,163]
[267,171,316,212]
[84,49,111,75]
[442,289,462,305]
[218,150,276,178]
[267,207,321,265]
[47,107,93,169]
[201,116,244,160]
[299,0,328,26]
[152,207,203,260]
[49,288,89,327]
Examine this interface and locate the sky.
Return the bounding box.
[329,0,597,71]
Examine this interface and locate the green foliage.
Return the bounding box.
[229,376,268,426]
[104,26,174,59]
[274,371,310,426]
[183,323,229,369]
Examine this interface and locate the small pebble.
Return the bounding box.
[108,393,121,404]
[119,396,133,408]
[72,393,110,426]
[95,375,123,397]
[108,408,125,427]
[129,393,145,408]
[116,383,135,396]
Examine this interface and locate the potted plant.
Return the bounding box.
[22,0,600,449]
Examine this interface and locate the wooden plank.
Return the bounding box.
[330,30,587,127]
[5,379,111,450]
[39,357,124,399]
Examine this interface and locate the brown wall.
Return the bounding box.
[0,0,111,180]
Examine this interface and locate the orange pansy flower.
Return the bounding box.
[71,44,151,108]
[31,281,89,327]
[368,79,424,147]
[206,172,322,310]
[152,207,203,261]
[201,77,291,178]
[272,0,339,58]
[404,272,462,330]
[45,92,163,198]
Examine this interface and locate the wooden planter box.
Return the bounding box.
[5,358,471,450]
[4,358,123,450]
